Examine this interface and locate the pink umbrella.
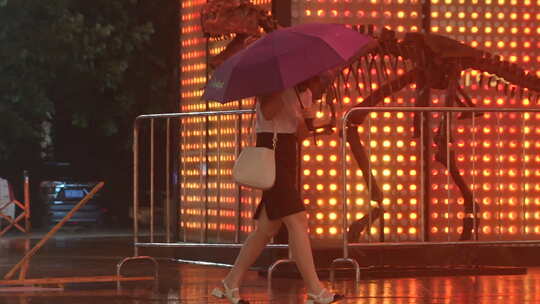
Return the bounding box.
[203,23,376,103]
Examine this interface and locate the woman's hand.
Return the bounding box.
[297,106,316,140]
[296,121,311,141]
[300,107,316,120]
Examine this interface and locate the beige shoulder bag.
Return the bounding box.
[232,104,277,190]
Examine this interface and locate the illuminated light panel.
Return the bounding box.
[178,1,540,243]
[179,1,272,242]
[430,111,540,241]
[293,0,424,241]
[430,0,540,241]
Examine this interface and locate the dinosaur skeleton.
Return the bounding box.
[200,1,540,241]
[342,25,540,241]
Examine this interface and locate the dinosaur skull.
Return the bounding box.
[200,0,279,68]
[201,0,263,37]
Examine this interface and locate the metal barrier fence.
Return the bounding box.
[133,107,540,283]
[132,109,294,283]
[133,109,255,249]
[331,107,540,282]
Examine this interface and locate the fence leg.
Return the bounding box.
[267,249,294,290]
[116,256,159,292]
[330,258,360,283]
[24,171,30,233]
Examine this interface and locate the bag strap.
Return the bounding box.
[248,100,257,140]
[294,87,305,109]
[272,121,277,150]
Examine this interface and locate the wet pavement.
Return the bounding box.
[2,231,540,303]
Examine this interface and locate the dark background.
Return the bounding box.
[0,0,180,230]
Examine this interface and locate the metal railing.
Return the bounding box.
[131,107,540,284]
[131,109,294,284]
[331,107,540,282]
[133,109,250,249]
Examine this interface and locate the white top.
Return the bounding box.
[255,88,312,134]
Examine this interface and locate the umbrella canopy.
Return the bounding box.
[203,23,376,103]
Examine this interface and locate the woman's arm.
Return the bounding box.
[296,99,316,140]
[259,92,284,120]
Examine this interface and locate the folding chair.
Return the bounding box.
[0,174,30,237]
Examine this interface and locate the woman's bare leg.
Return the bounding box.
[223,206,281,289]
[281,211,326,294]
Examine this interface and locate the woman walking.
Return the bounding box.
[212,76,344,304]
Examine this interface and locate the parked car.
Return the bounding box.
[40,181,107,229]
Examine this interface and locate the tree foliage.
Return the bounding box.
[0,0,179,226]
[0,0,156,162]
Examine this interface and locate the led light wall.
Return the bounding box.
[291,0,540,242]
[179,0,540,243]
[179,0,207,242]
[429,0,540,241]
[293,0,425,241]
[180,0,272,242]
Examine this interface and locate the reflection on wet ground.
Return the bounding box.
[1,233,540,303]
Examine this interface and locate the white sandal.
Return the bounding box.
[306,288,344,304]
[211,280,250,304]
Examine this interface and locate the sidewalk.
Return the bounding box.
[2,230,540,303]
[0,227,133,241]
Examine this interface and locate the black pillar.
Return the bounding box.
[272,0,292,27]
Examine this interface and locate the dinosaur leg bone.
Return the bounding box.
[345,129,384,242]
[434,115,479,241]
[343,70,416,242]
